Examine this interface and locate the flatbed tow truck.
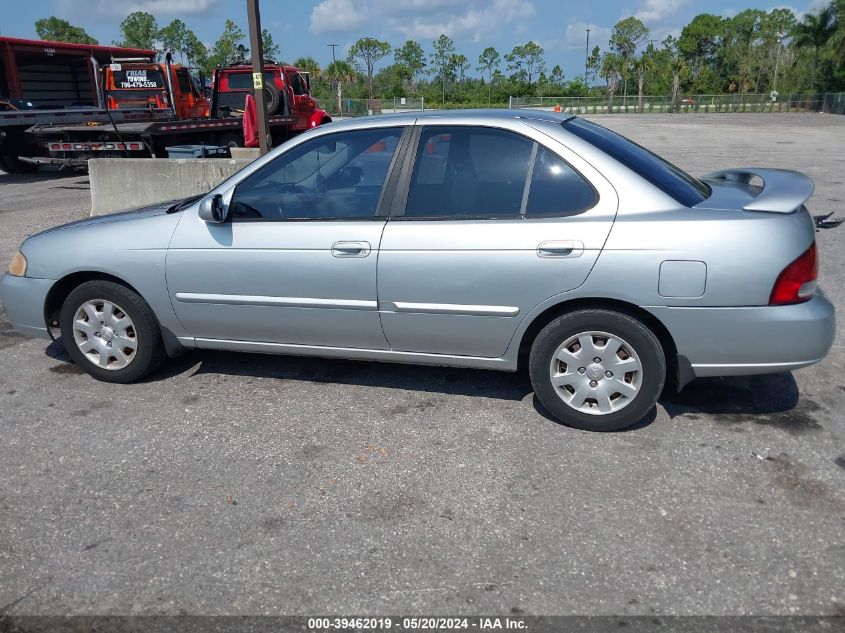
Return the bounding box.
[1,36,330,171]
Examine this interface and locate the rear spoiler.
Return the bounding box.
[702,168,813,213]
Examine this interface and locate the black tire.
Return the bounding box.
[220,132,243,149]
[264,83,282,115]
[59,280,166,383]
[0,153,38,174]
[528,309,665,432]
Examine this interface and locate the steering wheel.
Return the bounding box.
[280,183,307,194]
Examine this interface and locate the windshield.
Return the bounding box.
[564,118,710,207]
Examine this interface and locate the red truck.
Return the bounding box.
[0,36,331,171]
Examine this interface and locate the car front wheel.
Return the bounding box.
[59,280,165,383]
[529,309,665,431]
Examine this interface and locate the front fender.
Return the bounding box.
[308,109,331,128]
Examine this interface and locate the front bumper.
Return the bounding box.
[0,273,54,340]
[646,292,836,378]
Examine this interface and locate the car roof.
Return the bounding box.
[325,109,575,131]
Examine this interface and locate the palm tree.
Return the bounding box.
[323,60,356,116]
[601,53,622,111]
[294,56,321,80]
[632,53,653,112]
[793,5,836,89]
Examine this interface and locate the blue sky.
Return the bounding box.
[2,0,829,80]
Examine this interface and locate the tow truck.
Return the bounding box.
[27,59,331,168]
[0,36,161,172]
[1,35,331,171]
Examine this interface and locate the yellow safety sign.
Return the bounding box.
[253,72,264,89]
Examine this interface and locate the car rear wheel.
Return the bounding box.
[529,309,665,431]
[59,280,165,383]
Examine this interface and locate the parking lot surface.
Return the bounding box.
[1,114,843,616]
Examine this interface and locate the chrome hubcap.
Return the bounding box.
[549,330,643,416]
[72,299,137,370]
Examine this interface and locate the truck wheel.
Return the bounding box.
[265,83,282,115]
[59,280,166,383]
[528,309,665,432]
[0,154,38,174]
[220,133,242,149]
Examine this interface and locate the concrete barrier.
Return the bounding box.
[229,147,261,160]
[88,158,253,216]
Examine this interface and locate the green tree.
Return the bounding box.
[632,48,655,111]
[452,54,470,82]
[431,34,456,104]
[793,4,836,89]
[476,46,500,103]
[184,31,208,71]
[210,19,247,68]
[158,19,187,61]
[610,16,650,102]
[394,40,426,90]
[678,13,723,90]
[117,11,159,50]
[324,60,357,115]
[34,17,98,45]
[347,37,391,100]
[549,64,565,89]
[262,29,280,61]
[586,45,601,88]
[504,41,546,84]
[294,57,321,78]
[601,52,622,108]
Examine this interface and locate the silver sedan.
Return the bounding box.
[0,110,835,431]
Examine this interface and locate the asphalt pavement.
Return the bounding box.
[0,114,843,616]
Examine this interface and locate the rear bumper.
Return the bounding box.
[0,273,53,340]
[646,292,835,378]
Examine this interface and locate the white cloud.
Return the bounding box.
[57,0,219,17]
[563,22,612,51]
[310,0,369,35]
[309,0,535,42]
[634,0,690,22]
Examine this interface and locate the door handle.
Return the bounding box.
[537,240,584,258]
[331,241,371,258]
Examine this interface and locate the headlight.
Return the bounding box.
[8,250,27,276]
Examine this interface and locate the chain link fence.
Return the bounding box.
[324,96,425,118]
[322,93,845,117]
[509,93,845,114]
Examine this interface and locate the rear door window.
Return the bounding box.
[404,126,533,218]
[525,146,596,216]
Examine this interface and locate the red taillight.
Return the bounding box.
[769,242,818,305]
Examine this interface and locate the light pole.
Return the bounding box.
[584,28,591,89]
[328,43,339,63]
[246,0,270,155]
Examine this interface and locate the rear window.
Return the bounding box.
[225,71,276,90]
[564,118,710,207]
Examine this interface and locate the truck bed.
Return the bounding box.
[28,114,297,137]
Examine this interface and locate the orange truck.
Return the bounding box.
[102,56,209,119]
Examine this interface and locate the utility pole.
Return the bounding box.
[246,0,270,155]
[328,44,339,63]
[584,29,591,88]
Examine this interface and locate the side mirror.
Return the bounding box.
[199,193,227,223]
